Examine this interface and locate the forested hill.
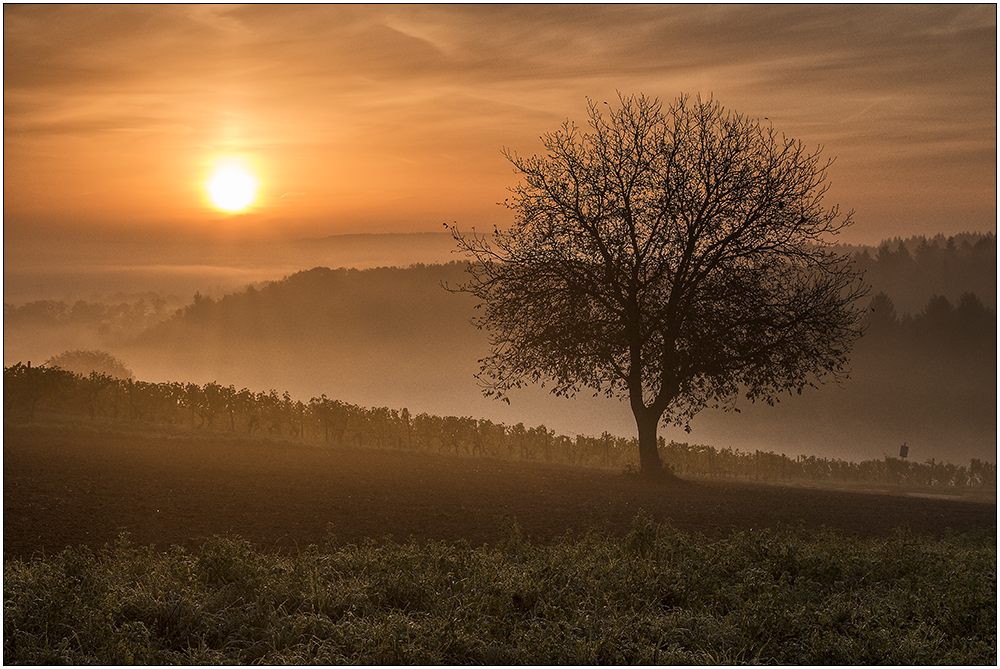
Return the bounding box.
[137,262,476,347]
[7,232,994,335]
[4,232,995,463]
[836,232,995,315]
[134,234,997,352]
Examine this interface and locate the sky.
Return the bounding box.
[4,4,997,246]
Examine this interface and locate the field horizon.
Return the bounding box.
[5,408,995,562]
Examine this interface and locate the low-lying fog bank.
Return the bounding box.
[4,233,996,465]
[3,232,460,304]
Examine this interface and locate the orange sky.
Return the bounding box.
[4,4,996,245]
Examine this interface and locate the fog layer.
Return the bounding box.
[4,233,995,464]
[3,233,460,304]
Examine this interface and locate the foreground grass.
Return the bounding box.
[4,516,996,665]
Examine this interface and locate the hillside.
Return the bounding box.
[840,232,996,314]
[5,232,996,463]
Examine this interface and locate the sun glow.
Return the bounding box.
[206,160,259,213]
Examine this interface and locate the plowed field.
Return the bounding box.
[4,421,995,560]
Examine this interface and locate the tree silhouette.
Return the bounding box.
[451,93,867,478]
[44,349,134,380]
[864,292,901,337]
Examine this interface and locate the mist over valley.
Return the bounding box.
[2,232,462,305]
[5,232,995,465]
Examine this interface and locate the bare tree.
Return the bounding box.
[450,94,868,478]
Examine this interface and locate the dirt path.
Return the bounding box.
[4,422,995,560]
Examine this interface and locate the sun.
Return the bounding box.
[206,160,259,213]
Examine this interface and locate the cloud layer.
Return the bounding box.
[4,5,995,243]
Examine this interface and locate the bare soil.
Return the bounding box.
[4,421,996,561]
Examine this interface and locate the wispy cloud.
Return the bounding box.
[3,4,995,242]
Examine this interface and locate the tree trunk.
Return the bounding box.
[634,406,663,477]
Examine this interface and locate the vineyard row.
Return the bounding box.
[4,362,996,488]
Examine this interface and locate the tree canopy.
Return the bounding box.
[451,94,868,477]
[45,349,135,380]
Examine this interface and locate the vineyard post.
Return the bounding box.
[26,361,33,419]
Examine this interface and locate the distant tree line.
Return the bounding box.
[5,362,994,490]
[5,233,994,346]
[134,262,475,347]
[861,290,995,353]
[844,232,995,315]
[3,295,173,343]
